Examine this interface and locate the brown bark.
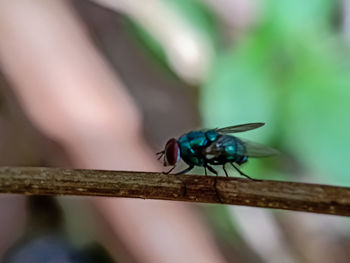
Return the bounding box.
[0,167,349,216]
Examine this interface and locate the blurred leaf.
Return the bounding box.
[283,41,350,184]
[263,0,337,37]
[200,42,279,141]
[168,0,219,46]
[124,0,218,76]
[200,0,350,184]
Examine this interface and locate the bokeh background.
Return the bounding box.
[1,0,350,262]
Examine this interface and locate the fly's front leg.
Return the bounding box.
[175,165,194,175]
[206,164,218,175]
[163,166,176,174]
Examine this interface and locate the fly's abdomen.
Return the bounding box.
[204,135,248,165]
[225,139,248,164]
[234,155,248,165]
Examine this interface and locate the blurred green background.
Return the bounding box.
[129,0,350,184]
[2,0,350,262]
[120,0,350,261]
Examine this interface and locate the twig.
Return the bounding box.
[0,167,349,216]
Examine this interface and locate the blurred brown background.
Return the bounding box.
[1,0,350,263]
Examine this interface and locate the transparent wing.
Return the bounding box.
[216,123,265,133]
[239,138,280,157]
[203,136,280,158]
[203,135,237,158]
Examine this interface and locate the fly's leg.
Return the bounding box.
[230,163,261,181]
[207,165,222,202]
[206,164,218,175]
[175,165,194,175]
[204,167,208,176]
[222,164,229,177]
[163,166,176,174]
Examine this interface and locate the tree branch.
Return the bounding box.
[0,166,349,216]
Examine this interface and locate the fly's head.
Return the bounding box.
[156,138,180,167]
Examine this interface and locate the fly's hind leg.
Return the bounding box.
[230,163,261,181]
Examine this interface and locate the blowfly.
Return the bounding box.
[156,123,279,180]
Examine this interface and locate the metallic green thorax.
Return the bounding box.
[177,130,247,167]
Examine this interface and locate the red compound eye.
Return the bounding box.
[164,138,180,166]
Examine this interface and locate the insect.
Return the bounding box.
[156,123,279,180]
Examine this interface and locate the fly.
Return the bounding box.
[156,122,279,180]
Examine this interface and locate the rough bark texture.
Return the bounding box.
[0,167,349,216]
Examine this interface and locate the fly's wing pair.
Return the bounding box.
[207,122,280,158]
[215,122,265,133]
[236,138,280,157]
